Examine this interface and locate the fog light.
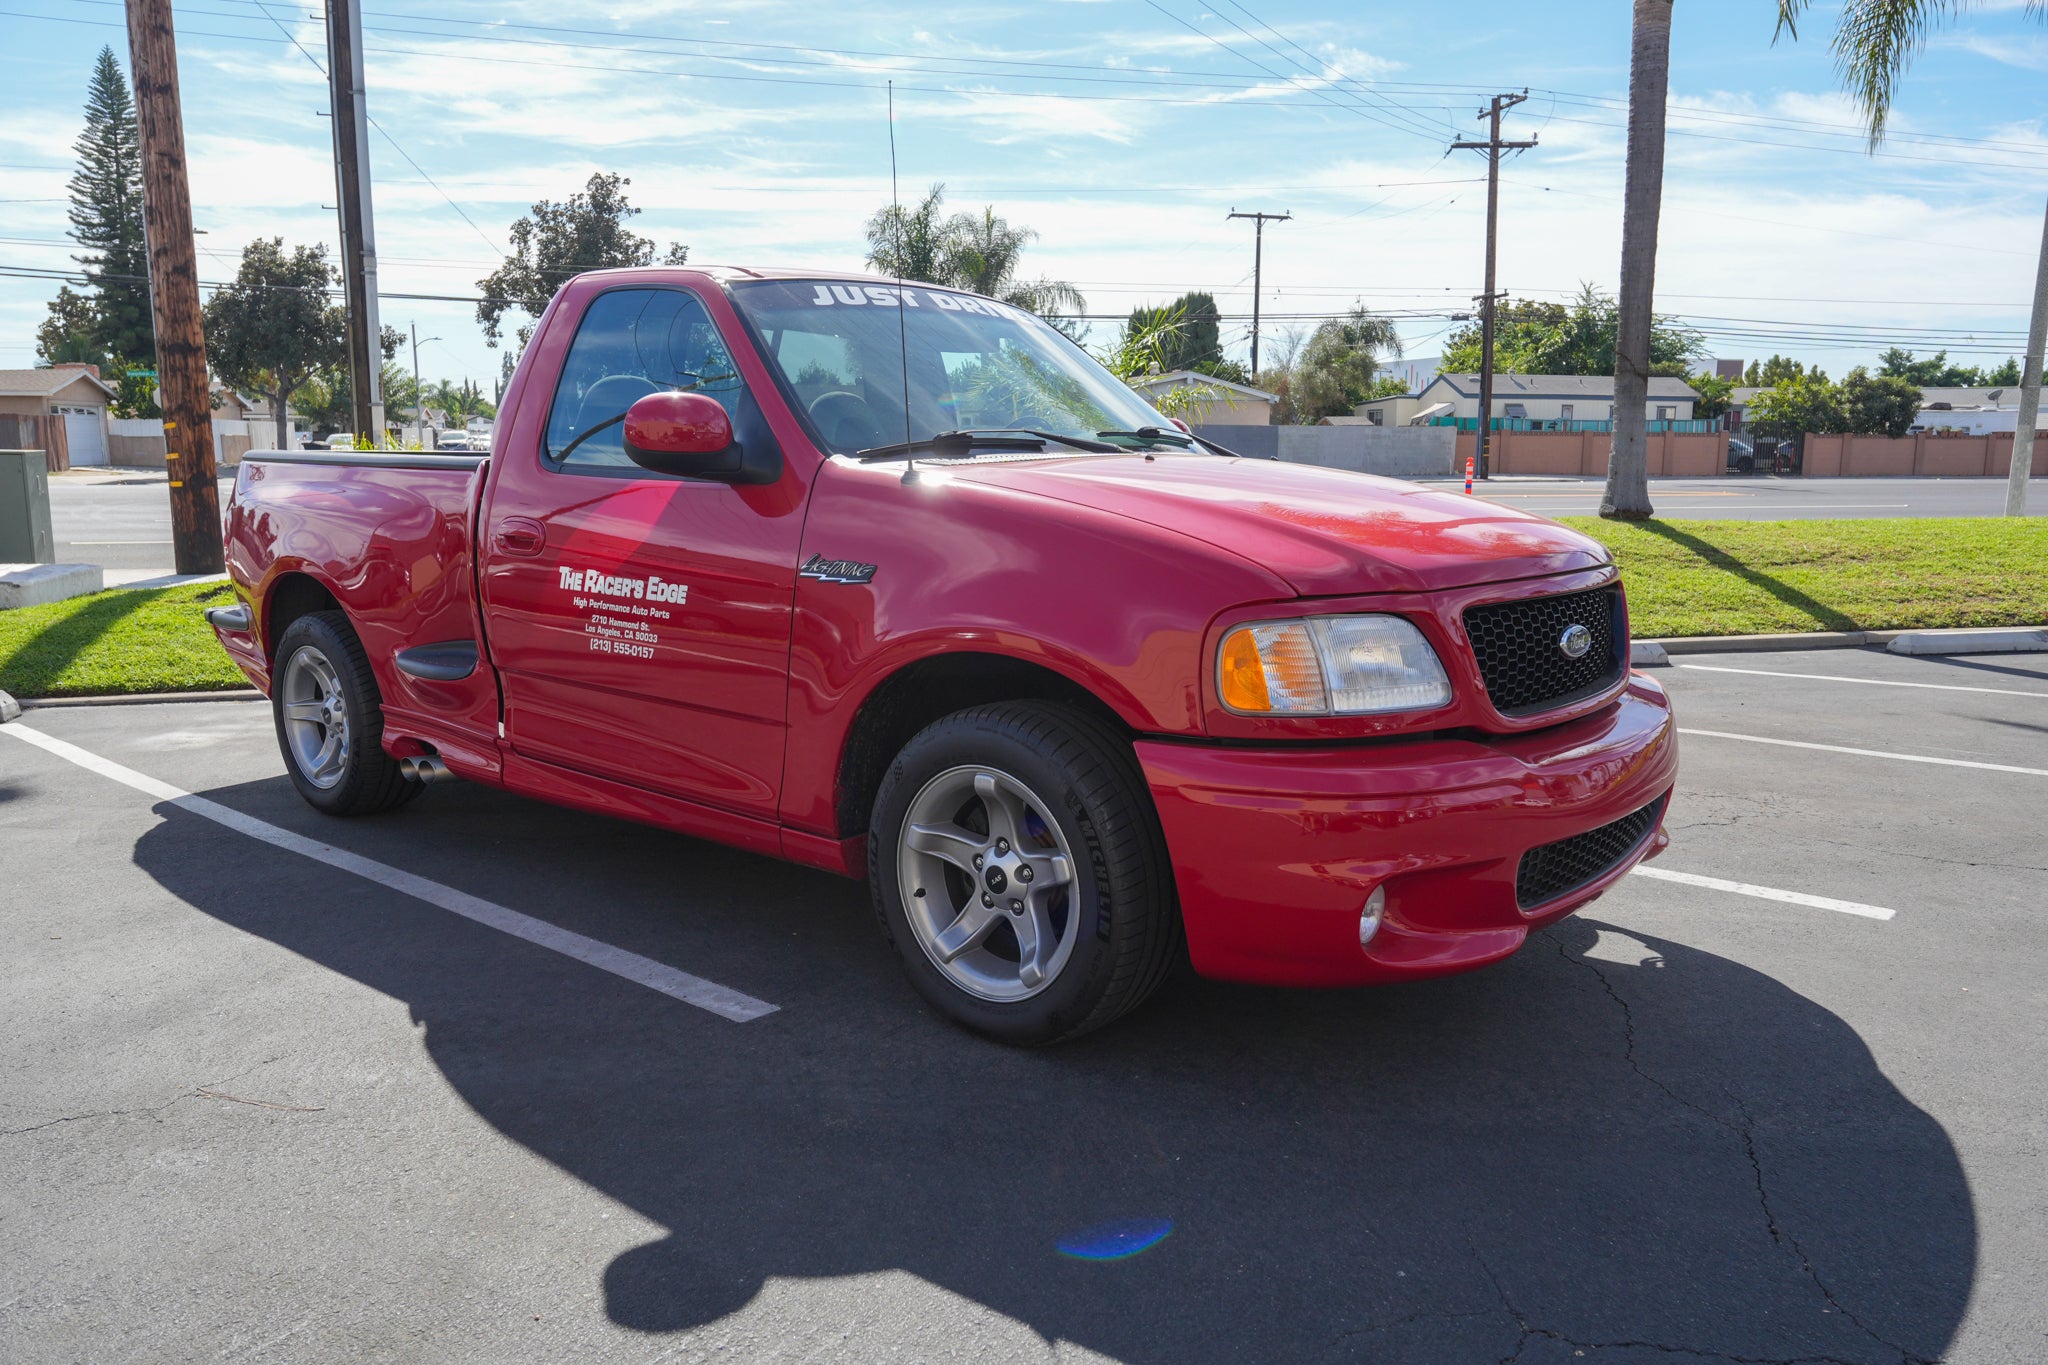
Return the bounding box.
[1359,886,1386,948]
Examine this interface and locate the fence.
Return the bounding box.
[1431,416,1716,435]
[1452,427,1727,477]
[1800,431,2048,478]
[1195,423,1456,478]
[109,417,278,469]
[0,414,70,472]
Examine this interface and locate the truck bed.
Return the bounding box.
[223,449,500,777]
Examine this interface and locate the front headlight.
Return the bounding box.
[1217,614,1453,716]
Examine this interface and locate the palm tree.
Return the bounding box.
[1775,1,2044,516]
[1602,0,1674,521]
[864,184,953,284]
[863,187,1084,329]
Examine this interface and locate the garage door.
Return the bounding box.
[57,407,108,466]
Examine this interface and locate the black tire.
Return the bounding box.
[868,701,1182,1045]
[1736,455,1755,474]
[271,610,420,816]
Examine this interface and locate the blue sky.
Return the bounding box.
[7,0,2048,390]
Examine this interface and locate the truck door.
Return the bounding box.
[478,284,807,820]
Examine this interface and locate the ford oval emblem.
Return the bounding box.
[1559,623,1594,660]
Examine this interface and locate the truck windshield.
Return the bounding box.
[729,279,1173,455]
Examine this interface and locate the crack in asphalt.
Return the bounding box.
[1806,837,2048,876]
[1473,1243,1881,1365]
[1549,938,1937,1365]
[0,1055,290,1139]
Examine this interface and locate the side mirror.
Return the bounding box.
[622,391,738,478]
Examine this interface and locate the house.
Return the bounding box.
[1342,394,1454,427]
[1381,373,1702,425]
[0,363,118,466]
[1128,370,1279,426]
[1910,386,2023,436]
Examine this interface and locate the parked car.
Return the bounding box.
[1727,435,1757,473]
[434,429,472,452]
[204,267,1678,1043]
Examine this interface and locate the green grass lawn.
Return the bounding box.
[0,580,250,698]
[0,518,2043,697]
[1564,516,2048,639]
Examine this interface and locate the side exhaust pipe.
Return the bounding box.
[400,755,453,783]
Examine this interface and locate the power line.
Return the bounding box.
[245,0,502,257]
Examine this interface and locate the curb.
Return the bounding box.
[17,689,263,709]
[1887,627,2048,656]
[1633,625,2048,662]
[0,688,19,723]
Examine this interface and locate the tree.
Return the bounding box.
[35,286,101,367]
[1289,306,1402,423]
[1439,285,1699,377]
[1982,357,2023,388]
[1746,372,1848,454]
[1604,0,1676,520]
[477,173,687,346]
[1089,310,1226,419]
[1127,292,1225,373]
[38,48,153,371]
[1840,366,1921,437]
[203,239,346,449]
[1776,0,2043,513]
[1687,370,1735,421]
[1742,354,1821,387]
[299,327,404,439]
[862,184,1084,331]
[1876,348,2019,388]
[865,185,954,284]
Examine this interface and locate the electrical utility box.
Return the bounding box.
[0,450,56,563]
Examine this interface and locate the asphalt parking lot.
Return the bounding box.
[2,647,2042,1363]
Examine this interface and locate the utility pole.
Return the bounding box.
[326,0,384,444]
[125,0,222,575]
[409,324,439,448]
[1452,92,1536,480]
[1227,209,1291,377]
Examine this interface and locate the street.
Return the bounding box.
[1,647,2039,1363]
[46,472,237,578]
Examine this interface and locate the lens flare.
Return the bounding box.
[1056,1217,1174,1261]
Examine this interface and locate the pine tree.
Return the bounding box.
[65,46,154,365]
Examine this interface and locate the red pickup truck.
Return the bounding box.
[208,266,1677,1043]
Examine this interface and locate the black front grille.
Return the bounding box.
[1517,796,1666,910]
[1463,584,1624,716]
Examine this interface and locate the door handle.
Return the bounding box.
[494,518,546,556]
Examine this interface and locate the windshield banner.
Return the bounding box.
[746,279,1022,319]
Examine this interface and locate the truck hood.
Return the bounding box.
[948,455,1609,596]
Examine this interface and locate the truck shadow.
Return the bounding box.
[131,787,1972,1364]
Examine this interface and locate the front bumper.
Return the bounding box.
[1137,674,1678,988]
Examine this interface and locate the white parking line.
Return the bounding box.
[1678,727,2048,777]
[1630,866,1895,920]
[0,724,778,1022]
[1681,664,2048,698]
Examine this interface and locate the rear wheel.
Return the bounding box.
[869,701,1181,1045]
[272,611,419,816]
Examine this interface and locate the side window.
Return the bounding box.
[544,288,744,472]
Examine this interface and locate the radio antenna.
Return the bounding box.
[887,80,917,481]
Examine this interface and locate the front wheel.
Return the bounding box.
[271,610,420,816]
[869,701,1181,1045]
